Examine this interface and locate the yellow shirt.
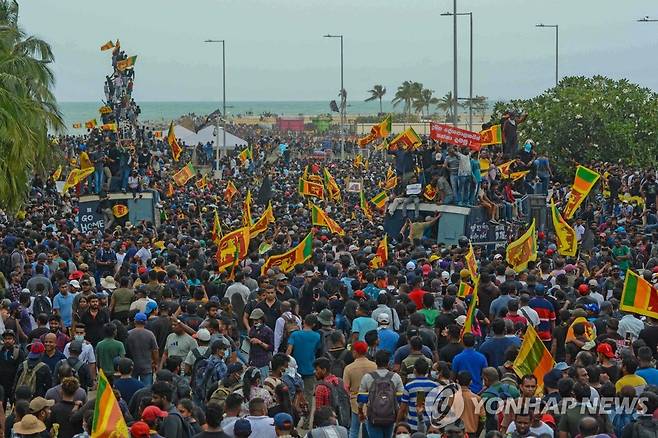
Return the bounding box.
[615,373,647,395]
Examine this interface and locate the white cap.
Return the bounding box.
[441,271,450,279]
[456,315,467,327]
[196,329,211,342]
[348,245,359,252]
[406,261,416,271]
[68,280,80,289]
[377,313,390,325]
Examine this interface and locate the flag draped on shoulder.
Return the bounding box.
[506,219,537,273]
[479,124,502,146]
[224,180,238,203]
[261,232,314,275]
[323,168,341,201]
[550,199,577,257]
[360,190,373,221]
[562,165,600,220]
[250,201,275,239]
[167,122,182,162]
[62,167,95,193]
[216,227,250,272]
[513,324,555,393]
[173,163,195,186]
[388,127,422,151]
[211,209,222,244]
[242,190,253,227]
[310,204,345,236]
[369,235,388,268]
[166,182,175,198]
[92,370,129,438]
[621,270,658,319]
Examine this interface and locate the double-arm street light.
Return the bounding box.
[535,24,559,87]
[323,34,345,160]
[204,39,226,171]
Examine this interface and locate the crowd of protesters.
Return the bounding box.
[2,109,658,438]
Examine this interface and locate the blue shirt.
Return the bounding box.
[114,377,145,404]
[452,348,488,393]
[478,336,521,368]
[637,367,658,386]
[363,284,380,301]
[288,329,321,377]
[377,328,400,355]
[53,293,76,327]
[401,377,439,430]
[351,317,377,341]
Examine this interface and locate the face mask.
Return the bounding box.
[396,434,411,438]
[254,323,262,329]
[74,335,84,342]
[426,435,442,438]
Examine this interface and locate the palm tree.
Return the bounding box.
[392,81,423,120]
[436,92,458,123]
[0,0,62,210]
[413,88,439,117]
[364,85,386,114]
[471,95,489,122]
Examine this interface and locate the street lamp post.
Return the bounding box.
[442,11,473,130]
[324,34,345,160]
[204,39,226,172]
[452,0,458,126]
[536,24,559,87]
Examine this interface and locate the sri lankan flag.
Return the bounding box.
[195,175,208,190]
[513,324,555,394]
[51,165,62,181]
[242,189,253,227]
[167,122,182,162]
[550,199,577,257]
[457,281,474,299]
[479,124,502,146]
[211,209,222,244]
[423,184,437,201]
[239,146,253,164]
[100,123,117,132]
[380,166,398,191]
[461,283,479,338]
[621,270,658,319]
[250,201,275,239]
[216,227,250,272]
[85,119,97,129]
[310,204,345,236]
[99,106,112,115]
[506,219,537,273]
[100,40,115,51]
[62,167,95,193]
[354,154,364,169]
[72,122,82,129]
[509,170,530,181]
[465,242,478,279]
[92,370,129,438]
[360,190,373,221]
[371,115,392,138]
[562,165,600,220]
[261,232,313,275]
[323,168,341,202]
[117,55,137,71]
[357,132,377,148]
[370,191,389,210]
[112,204,129,218]
[166,182,174,198]
[173,163,195,186]
[369,235,388,268]
[298,178,324,199]
[497,159,517,178]
[388,127,422,151]
[225,180,238,203]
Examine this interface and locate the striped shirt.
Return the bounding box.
[528,297,556,341]
[401,377,439,430]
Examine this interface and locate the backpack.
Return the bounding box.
[316,378,351,428]
[190,348,212,403]
[33,295,52,317]
[324,349,350,380]
[366,371,398,426]
[16,360,46,395]
[277,313,299,353]
[168,411,194,438]
[196,356,226,406]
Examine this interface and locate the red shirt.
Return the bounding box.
[408,288,426,310]
[315,374,347,409]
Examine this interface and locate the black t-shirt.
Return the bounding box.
[193,431,230,438]
[640,326,658,357]
[146,316,172,352]
[79,309,110,347]
[552,324,569,363]
[439,342,464,363]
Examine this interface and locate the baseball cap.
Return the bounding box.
[406,261,416,271]
[273,413,294,429]
[353,290,366,299]
[249,308,265,320]
[29,397,54,413]
[564,264,576,273]
[134,312,147,323]
[144,300,158,315]
[69,340,83,353]
[596,342,615,358]
[455,315,467,327]
[578,284,589,295]
[129,421,151,438]
[234,419,252,436]
[141,406,168,422]
[68,280,81,289]
[28,341,45,359]
[460,269,470,279]
[441,271,450,279]
[195,329,211,342]
[493,253,503,260]
[554,362,569,371]
[377,313,390,325]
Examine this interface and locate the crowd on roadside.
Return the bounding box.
[3,108,658,438]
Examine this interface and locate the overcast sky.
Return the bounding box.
[19,0,658,102]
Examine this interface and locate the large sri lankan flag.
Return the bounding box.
[562,165,600,220]
[621,270,658,319]
[92,370,128,438]
[310,204,345,236]
[513,324,555,394]
[550,199,577,257]
[261,232,313,275]
[216,227,250,272]
[506,219,537,273]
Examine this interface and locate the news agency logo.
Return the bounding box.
[427,384,465,428]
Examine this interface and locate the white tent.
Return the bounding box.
[161,125,247,150]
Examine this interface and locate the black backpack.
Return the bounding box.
[33,295,52,317]
[168,411,194,438]
[316,378,351,428]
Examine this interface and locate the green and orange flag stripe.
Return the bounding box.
[513,324,555,394]
[92,370,128,438]
[261,232,313,275]
[621,269,658,319]
[562,165,600,220]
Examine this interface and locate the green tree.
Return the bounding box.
[470,95,488,123]
[364,84,386,114]
[413,88,439,116]
[489,76,658,171]
[392,81,423,120]
[0,0,62,211]
[436,91,458,123]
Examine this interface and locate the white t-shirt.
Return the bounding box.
[507,420,554,437]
